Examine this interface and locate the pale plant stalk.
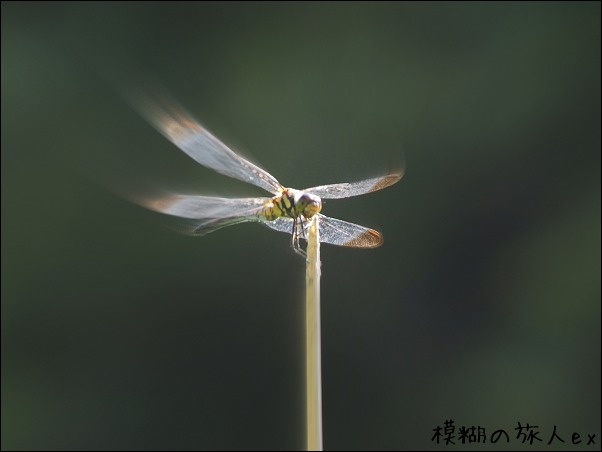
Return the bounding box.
[306,216,323,451]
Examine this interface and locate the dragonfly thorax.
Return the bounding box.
[263,188,322,221]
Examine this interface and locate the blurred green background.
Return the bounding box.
[2,2,600,450]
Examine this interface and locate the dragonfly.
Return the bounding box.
[127,91,403,255]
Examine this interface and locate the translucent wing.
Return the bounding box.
[316,214,383,247]
[140,194,269,219]
[134,193,270,235]
[129,90,283,194]
[262,214,383,248]
[303,172,403,199]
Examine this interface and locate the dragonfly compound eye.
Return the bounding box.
[299,193,322,218]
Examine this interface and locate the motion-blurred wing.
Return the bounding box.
[303,172,403,199]
[135,194,270,236]
[262,214,383,248]
[129,90,283,194]
[140,194,269,219]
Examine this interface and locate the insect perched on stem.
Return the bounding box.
[129,91,402,255]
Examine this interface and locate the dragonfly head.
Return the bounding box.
[296,192,322,218]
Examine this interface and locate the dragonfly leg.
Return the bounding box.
[300,217,310,240]
[291,217,306,257]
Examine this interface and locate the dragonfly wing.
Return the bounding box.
[316,214,383,248]
[134,193,269,235]
[303,172,403,199]
[261,214,383,248]
[140,194,269,219]
[130,90,282,194]
[261,217,295,234]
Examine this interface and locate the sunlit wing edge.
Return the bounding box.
[127,87,283,194]
[303,171,404,199]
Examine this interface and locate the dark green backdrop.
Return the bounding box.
[2,2,600,450]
